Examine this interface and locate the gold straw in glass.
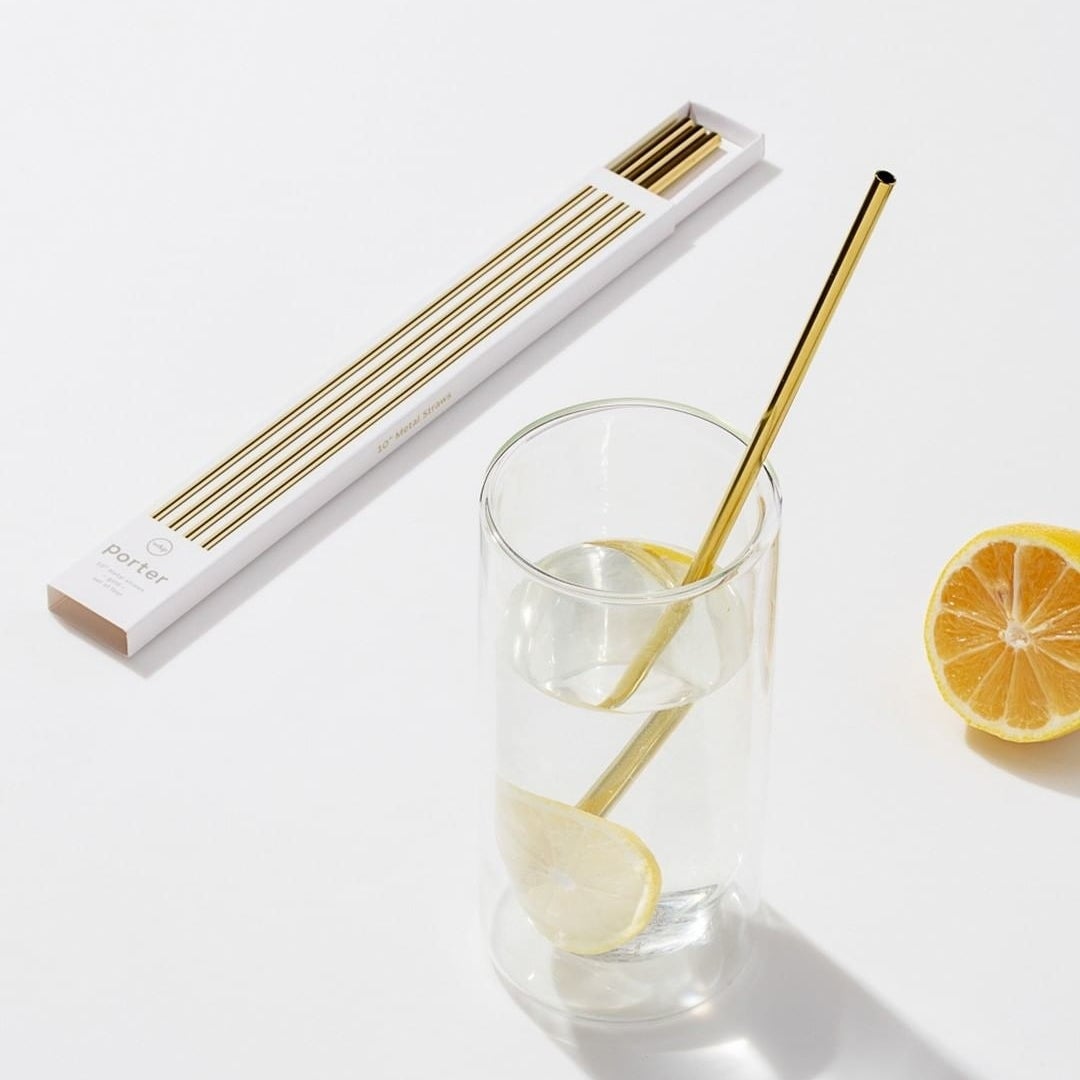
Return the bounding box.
[578,170,896,817]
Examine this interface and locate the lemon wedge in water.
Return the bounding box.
[496,780,661,956]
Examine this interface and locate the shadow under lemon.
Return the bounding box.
[965,725,1080,799]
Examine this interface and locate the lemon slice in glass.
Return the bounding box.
[496,780,661,956]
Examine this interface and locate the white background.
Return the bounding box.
[2,2,1078,1077]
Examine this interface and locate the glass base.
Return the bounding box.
[490,883,756,1022]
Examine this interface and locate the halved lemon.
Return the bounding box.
[496,781,660,956]
[925,524,1080,741]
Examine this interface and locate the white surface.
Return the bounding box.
[1,3,1078,1077]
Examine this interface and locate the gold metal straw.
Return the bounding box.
[179,199,628,538]
[202,208,644,549]
[608,111,722,192]
[154,186,600,523]
[637,129,721,193]
[154,113,725,548]
[578,169,896,818]
[646,131,721,194]
[610,116,695,178]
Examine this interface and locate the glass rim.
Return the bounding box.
[479,398,782,605]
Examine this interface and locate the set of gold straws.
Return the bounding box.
[609,114,722,193]
[48,103,765,656]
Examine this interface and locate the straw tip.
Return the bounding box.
[875,169,897,185]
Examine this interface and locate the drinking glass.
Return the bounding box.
[479,399,781,1021]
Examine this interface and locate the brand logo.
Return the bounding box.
[147,537,174,557]
[101,544,170,585]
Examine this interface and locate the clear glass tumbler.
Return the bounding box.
[479,399,781,1021]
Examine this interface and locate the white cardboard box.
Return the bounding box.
[48,103,764,655]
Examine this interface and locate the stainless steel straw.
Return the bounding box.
[578,170,897,818]
[151,113,726,552]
